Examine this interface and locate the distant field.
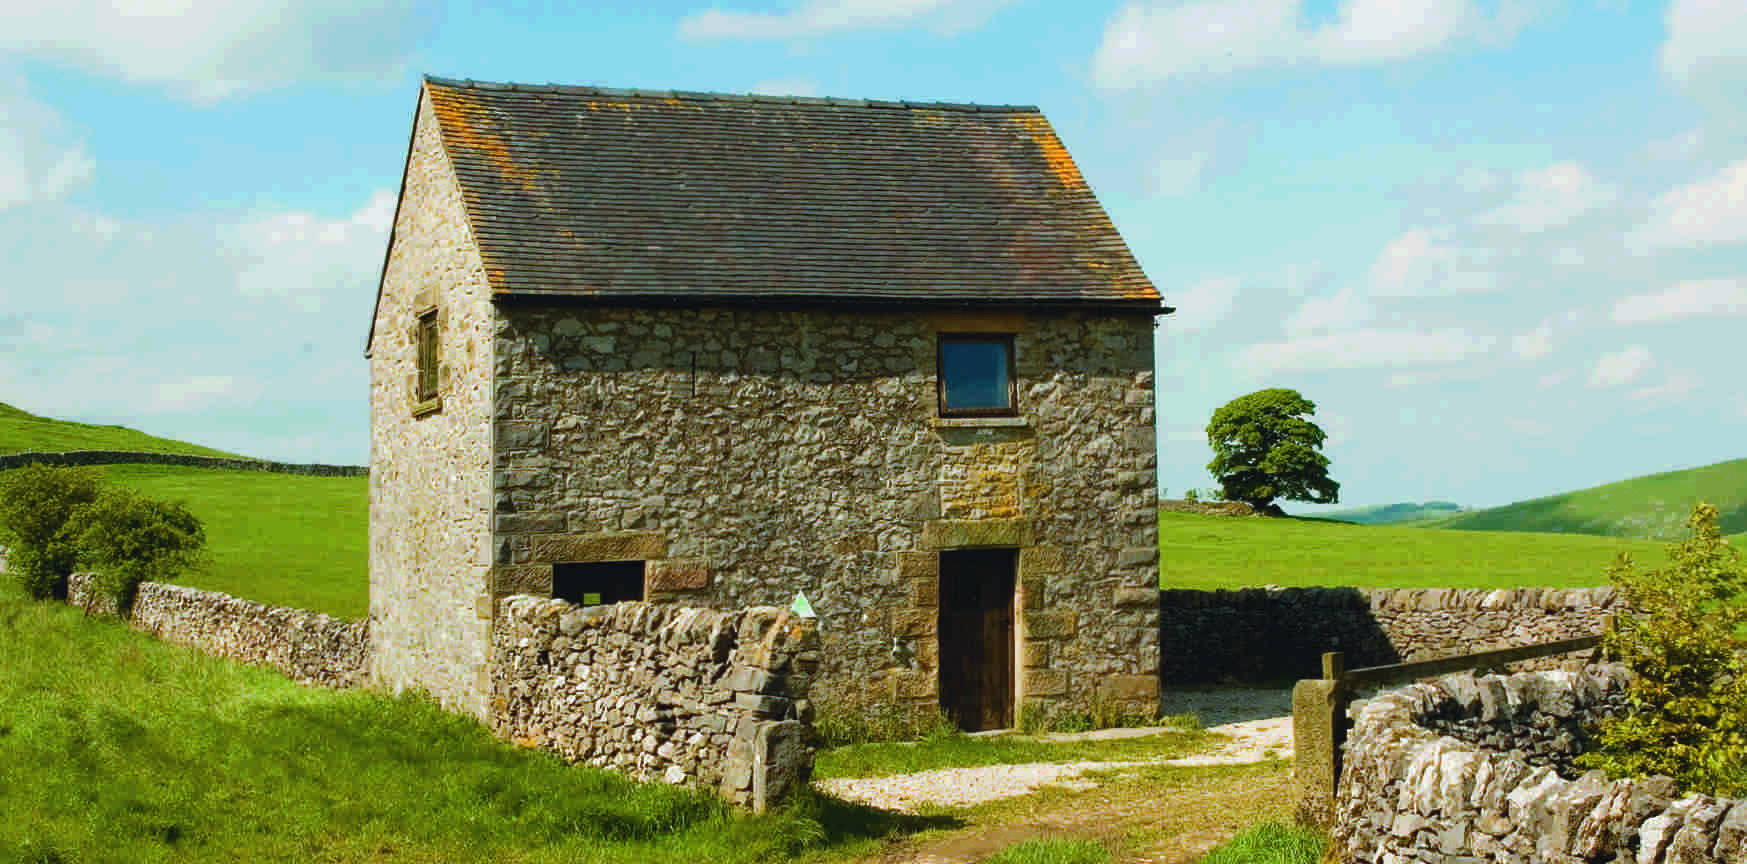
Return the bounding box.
[1432,457,1747,541]
[1317,501,1467,525]
[96,465,367,619]
[1158,512,1677,590]
[0,401,249,459]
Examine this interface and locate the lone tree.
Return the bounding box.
[1205,388,1339,516]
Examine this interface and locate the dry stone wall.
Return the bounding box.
[0,450,367,476]
[492,596,819,810]
[64,572,369,688]
[1160,587,1624,684]
[1330,665,1747,864]
[490,304,1160,721]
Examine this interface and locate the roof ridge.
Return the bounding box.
[420,74,1039,113]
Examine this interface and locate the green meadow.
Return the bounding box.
[94,465,368,619]
[0,582,909,863]
[1429,457,1747,541]
[1158,512,1673,591]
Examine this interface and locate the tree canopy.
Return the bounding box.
[1205,388,1339,515]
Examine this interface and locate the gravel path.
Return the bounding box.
[817,690,1294,813]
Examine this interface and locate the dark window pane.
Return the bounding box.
[553,560,645,607]
[417,312,439,400]
[941,339,1012,412]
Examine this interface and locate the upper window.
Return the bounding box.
[938,334,1016,416]
[415,308,439,403]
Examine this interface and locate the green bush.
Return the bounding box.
[1579,502,1747,795]
[0,464,104,598]
[74,486,207,609]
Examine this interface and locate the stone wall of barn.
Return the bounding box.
[487,304,1159,724]
[1330,665,1747,864]
[366,85,498,719]
[1159,587,1624,684]
[492,596,818,810]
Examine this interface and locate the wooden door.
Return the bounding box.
[937,548,1016,732]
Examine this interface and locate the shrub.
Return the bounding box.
[0,464,104,598]
[1183,488,1199,503]
[73,486,207,610]
[1579,502,1747,795]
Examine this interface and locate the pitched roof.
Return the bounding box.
[418,76,1162,309]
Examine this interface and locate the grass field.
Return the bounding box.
[0,583,908,864]
[813,723,1207,780]
[1158,512,1678,590]
[0,402,249,459]
[1430,457,1747,541]
[94,465,367,619]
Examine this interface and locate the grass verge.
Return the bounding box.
[812,725,1209,780]
[0,583,911,863]
[985,838,1110,864]
[94,465,367,618]
[1159,511,1671,590]
[1196,822,1326,864]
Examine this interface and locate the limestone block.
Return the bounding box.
[648,559,710,592]
[752,720,811,813]
[922,518,1032,550]
[1113,588,1156,608]
[1097,674,1156,702]
[889,610,936,638]
[1024,610,1078,639]
[1025,668,1068,697]
[529,531,668,563]
[492,564,553,597]
[895,551,939,581]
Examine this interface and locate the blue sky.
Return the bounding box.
[3,0,1744,513]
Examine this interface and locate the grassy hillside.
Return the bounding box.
[0,582,890,863]
[1318,501,1466,525]
[1432,457,1747,541]
[0,401,250,458]
[96,465,367,619]
[1158,511,1676,590]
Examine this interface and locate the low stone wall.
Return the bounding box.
[492,596,819,811]
[65,572,369,688]
[1159,499,1258,516]
[1330,665,1747,863]
[0,450,367,476]
[1161,587,1624,684]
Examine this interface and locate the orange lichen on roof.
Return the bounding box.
[1014,115,1085,192]
[429,85,544,198]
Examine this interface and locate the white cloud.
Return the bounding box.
[1513,318,1554,359]
[1538,371,1568,389]
[1629,371,1700,402]
[1091,0,1533,88]
[1285,286,1371,335]
[1661,0,1747,104]
[0,79,94,210]
[1631,158,1747,251]
[1611,278,1747,324]
[1590,345,1653,387]
[1150,151,1208,197]
[1237,328,1492,375]
[1,189,390,461]
[749,77,820,97]
[1477,161,1615,232]
[1166,276,1240,333]
[1369,228,1495,296]
[678,0,1006,40]
[0,0,430,103]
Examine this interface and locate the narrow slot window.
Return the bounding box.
[552,560,646,607]
[416,308,439,402]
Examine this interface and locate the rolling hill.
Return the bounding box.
[0,401,365,617]
[0,401,250,459]
[1430,457,1747,542]
[1319,501,1468,525]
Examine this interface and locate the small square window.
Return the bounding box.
[553,560,645,607]
[415,309,439,403]
[938,334,1016,416]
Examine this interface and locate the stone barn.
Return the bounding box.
[366,75,1169,730]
